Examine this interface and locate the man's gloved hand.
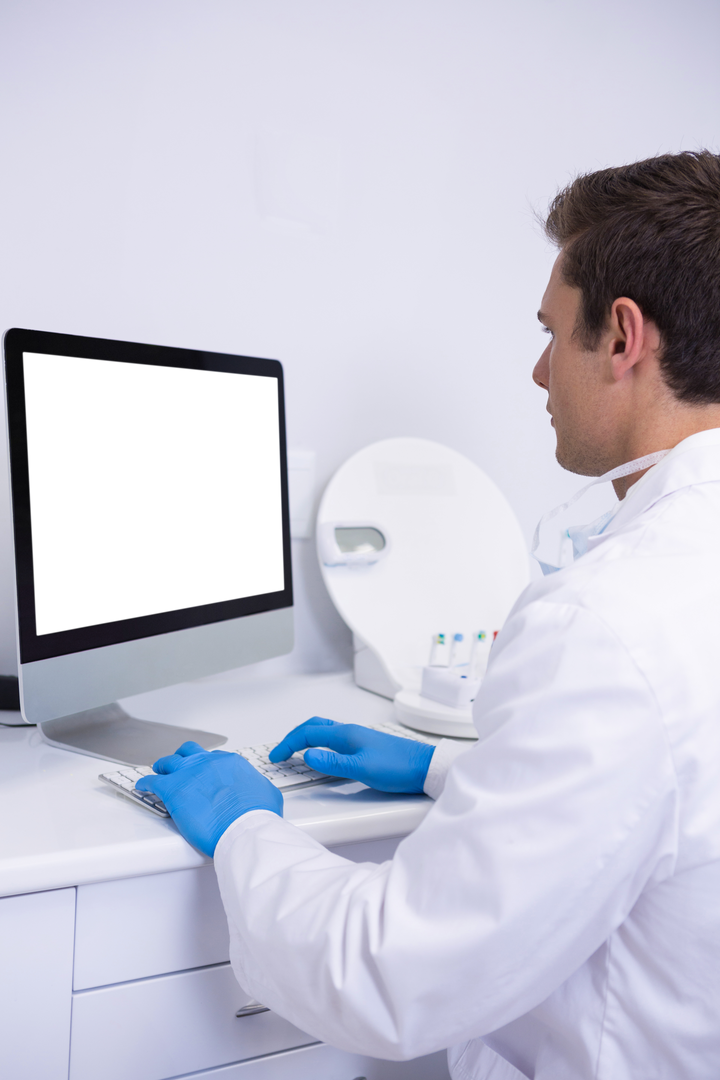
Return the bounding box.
[135,741,283,858]
[269,717,435,794]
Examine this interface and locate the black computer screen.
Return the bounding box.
[25,358,280,635]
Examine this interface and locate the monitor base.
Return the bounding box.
[39,702,227,766]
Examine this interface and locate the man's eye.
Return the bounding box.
[542,326,553,336]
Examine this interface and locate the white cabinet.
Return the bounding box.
[181,1042,451,1079]
[70,960,316,1080]
[0,831,421,1080]
[0,887,75,1080]
[74,864,229,989]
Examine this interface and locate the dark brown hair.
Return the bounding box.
[544,151,720,403]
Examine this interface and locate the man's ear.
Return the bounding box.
[608,297,659,382]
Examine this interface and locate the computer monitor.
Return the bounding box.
[3,328,293,765]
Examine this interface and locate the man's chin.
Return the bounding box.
[555,445,607,478]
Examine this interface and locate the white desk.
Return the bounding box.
[0,671,450,1080]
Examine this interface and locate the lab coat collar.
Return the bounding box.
[587,428,720,553]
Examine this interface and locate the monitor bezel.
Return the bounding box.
[3,327,293,665]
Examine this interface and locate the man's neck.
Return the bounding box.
[613,467,654,500]
[611,412,720,499]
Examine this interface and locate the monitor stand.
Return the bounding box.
[39,702,227,766]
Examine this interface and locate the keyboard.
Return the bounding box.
[99,720,433,818]
[100,765,171,816]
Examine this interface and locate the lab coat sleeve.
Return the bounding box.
[423,738,470,799]
[213,598,678,1060]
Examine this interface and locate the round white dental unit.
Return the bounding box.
[317,437,530,738]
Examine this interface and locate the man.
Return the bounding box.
[138,150,720,1079]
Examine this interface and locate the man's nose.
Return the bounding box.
[533,345,550,390]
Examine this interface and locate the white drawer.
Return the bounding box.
[183,1042,451,1079]
[70,961,316,1080]
[74,864,229,988]
[0,888,76,1080]
[74,840,400,990]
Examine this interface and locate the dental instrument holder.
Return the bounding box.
[421,666,481,709]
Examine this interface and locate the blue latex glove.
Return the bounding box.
[135,741,283,858]
[269,717,435,794]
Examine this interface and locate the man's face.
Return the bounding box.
[533,253,615,477]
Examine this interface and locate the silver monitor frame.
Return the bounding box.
[4,329,294,765]
[25,607,293,764]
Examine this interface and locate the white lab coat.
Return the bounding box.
[214,429,720,1080]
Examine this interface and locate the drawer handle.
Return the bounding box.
[235,999,270,1018]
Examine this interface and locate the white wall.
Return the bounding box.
[0,0,718,678]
